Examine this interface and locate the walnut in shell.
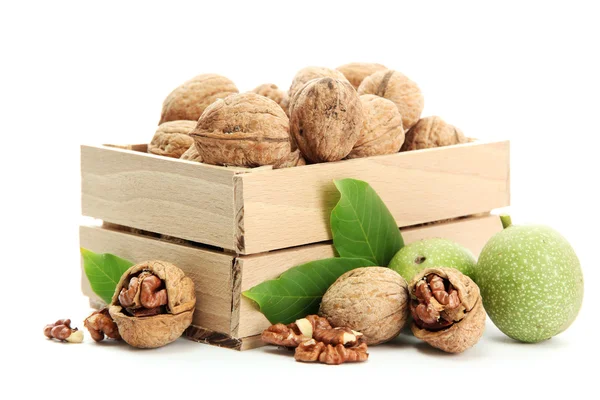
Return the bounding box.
[347,95,404,159]
[251,83,289,115]
[148,120,196,158]
[288,66,350,104]
[319,267,409,345]
[180,143,203,162]
[190,93,292,167]
[159,74,238,124]
[409,267,485,353]
[336,62,387,89]
[358,69,424,130]
[402,116,467,151]
[273,149,306,169]
[109,260,196,349]
[289,77,363,163]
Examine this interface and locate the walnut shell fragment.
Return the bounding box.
[288,66,349,104]
[180,144,203,162]
[159,74,239,124]
[409,267,485,354]
[148,120,196,158]
[402,116,467,151]
[289,78,363,163]
[347,95,404,159]
[336,62,387,89]
[190,93,292,167]
[251,83,289,115]
[319,267,409,345]
[109,260,196,349]
[358,69,424,130]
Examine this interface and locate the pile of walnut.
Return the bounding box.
[148,63,469,168]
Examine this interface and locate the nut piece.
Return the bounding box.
[288,66,350,104]
[148,120,196,158]
[402,116,467,151]
[179,144,203,162]
[251,83,289,115]
[262,315,332,347]
[409,267,485,353]
[336,62,387,89]
[358,69,424,130]
[319,267,409,345]
[109,260,196,349]
[347,95,405,159]
[159,74,239,124]
[84,308,121,342]
[43,319,83,343]
[289,78,363,163]
[190,93,292,167]
[295,339,369,365]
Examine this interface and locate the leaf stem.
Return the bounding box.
[500,215,512,229]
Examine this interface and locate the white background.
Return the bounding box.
[1,1,598,398]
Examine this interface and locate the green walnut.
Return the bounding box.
[389,238,476,281]
[473,216,584,343]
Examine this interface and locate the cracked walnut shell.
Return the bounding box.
[319,267,409,345]
[159,74,239,124]
[358,69,424,130]
[402,116,467,151]
[288,66,349,103]
[190,93,292,167]
[109,260,196,349]
[336,62,387,89]
[148,120,196,158]
[409,267,485,353]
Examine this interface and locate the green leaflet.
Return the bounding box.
[80,248,134,304]
[330,178,404,266]
[242,257,375,324]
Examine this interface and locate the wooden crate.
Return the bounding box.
[81,214,503,350]
[81,140,510,255]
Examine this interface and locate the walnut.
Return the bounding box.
[358,69,424,130]
[148,120,196,158]
[336,62,387,89]
[289,77,363,163]
[251,83,289,115]
[319,267,409,345]
[190,93,292,167]
[43,319,83,343]
[109,261,196,349]
[295,339,369,365]
[409,267,485,353]
[159,74,238,124]
[402,116,467,151]
[272,149,306,169]
[84,308,121,342]
[288,66,350,104]
[179,143,203,162]
[346,94,405,159]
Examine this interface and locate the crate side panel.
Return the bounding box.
[239,141,509,254]
[81,145,236,250]
[80,225,234,335]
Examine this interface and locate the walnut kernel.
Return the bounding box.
[336,62,387,89]
[148,120,196,158]
[402,116,467,151]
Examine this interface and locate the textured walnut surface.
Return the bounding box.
[358,69,424,131]
[179,143,203,162]
[402,116,467,151]
[148,120,196,158]
[288,66,349,103]
[251,83,289,115]
[190,92,292,167]
[336,62,387,89]
[159,74,238,124]
[347,94,404,159]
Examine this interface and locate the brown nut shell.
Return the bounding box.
[190,93,291,167]
[409,267,485,353]
[148,120,196,158]
[251,83,289,115]
[109,260,196,349]
[358,69,424,130]
[336,62,387,89]
[159,74,239,124]
[319,267,409,345]
[273,149,306,169]
[288,66,350,104]
[402,116,467,151]
[289,78,363,163]
[347,95,404,159]
[180,143,203,162]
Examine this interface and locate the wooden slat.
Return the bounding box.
[237,141,510,254]
[80,225,235,335]
[236,214,502,338]
[81,145,237,250]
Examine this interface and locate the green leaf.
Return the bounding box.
[242,257,375,324]
[330,178,404,266]
[80,248,134,304]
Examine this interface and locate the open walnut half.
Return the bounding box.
[409,267,485,353]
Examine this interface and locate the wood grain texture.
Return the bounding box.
[80,225,235,335]
[81,145,237,249]
[238,141,510,254]
[236,214,502,338]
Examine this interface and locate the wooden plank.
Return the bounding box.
[81,144,237,250]
[80,225,235,335]
[236,214,502,338]
[238,141,510,254]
